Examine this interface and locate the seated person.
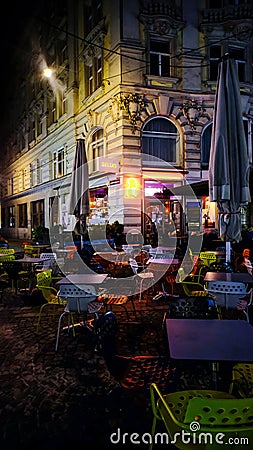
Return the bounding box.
[234,248,253,323]
[235,248,253,275]
[237,296,253,325]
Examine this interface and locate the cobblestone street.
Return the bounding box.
[0,288,174,449]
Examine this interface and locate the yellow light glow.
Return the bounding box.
[43,68,53,78]
[124,177,140,198]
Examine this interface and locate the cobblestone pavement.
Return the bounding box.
[0,288,170,450]
[0,284,230,450]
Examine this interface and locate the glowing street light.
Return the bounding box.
[43,67,53,78]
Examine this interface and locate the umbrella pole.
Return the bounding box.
[226,241,231,263]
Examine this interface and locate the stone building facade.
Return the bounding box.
[0,0,253,245]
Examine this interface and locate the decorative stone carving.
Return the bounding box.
[108,93,149,132]
[177,99,206,130]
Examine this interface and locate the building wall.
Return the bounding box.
[0,0,253,241]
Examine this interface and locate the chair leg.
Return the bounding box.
[150,416,157,450]
[36,303,50,333]
[139,277,154,302]
[55,310,68,352]
[130,298,137,319]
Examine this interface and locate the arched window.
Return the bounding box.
[142,117,180,164]
[201,122,212,170]
[201,118,253,169]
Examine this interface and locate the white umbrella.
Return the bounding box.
[209,56,251,262]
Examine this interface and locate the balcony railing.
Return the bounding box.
[202,4,252,24]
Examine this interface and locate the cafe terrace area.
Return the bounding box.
[0,237,253,449]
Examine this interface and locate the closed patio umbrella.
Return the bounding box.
[209,56,251,261]
[69,138,90,248]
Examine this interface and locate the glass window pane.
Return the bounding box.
[142,118,179,163]
[161,55,170,77]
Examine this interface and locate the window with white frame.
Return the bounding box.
[30,162,37,187]
[18,203,28,228]
[88,65,93,95]
[149,39,171,77]
[209,44,247,82]
[89,129,104,172]
[85,0,103,34]
[86,55,103,96]
[142,117,180,164]
[7,178,14,196]
[62,93,67,115]
[36,113,42,136]
[7,206,15,228]
[31,199,44,228]
[37,158,42,184]
[96,55,102,87]
[28,117,36,142]
[48,96,57,126]
[19,169,25,192]
[53,148,65,179]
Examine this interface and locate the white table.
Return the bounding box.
[57,273,108,287]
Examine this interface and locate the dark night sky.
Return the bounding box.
[0,1,44,138]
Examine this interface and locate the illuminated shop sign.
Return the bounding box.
[99,158,119,173]
[124,177,140,198]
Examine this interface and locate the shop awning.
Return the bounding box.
[164,180,209,198]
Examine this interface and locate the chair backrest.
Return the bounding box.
[0,254,15,262]
[39,253,57,269]
[230,363,253,397]
[184,395,253,431]
[129,258,139,275]
[94,311,118,357]
[167,296,218,319]
[64,245,77,259]
[177,267,206,297]
[207,280,246,308]
[122,245,134,254]
[199,251,217,266]
[148,248,157,258]
[150,384,253,449]
[59,284,97,312]
[40,252,56,260]
[0,248,15,255]
[36,269,55,301]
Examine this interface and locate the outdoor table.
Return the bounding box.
[12,257,45,268]
[204,271,253,284]
[56,248,77,256]
[12,257,47,292]
[32,244,51,256]
[166,318,253,388]
[56,273,108,293]
[93,251,130,268]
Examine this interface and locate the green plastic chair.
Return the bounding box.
[150,383,253,450]
[0,248,15,255]
[0,255,30,292]
[229,363,253,398]
[36,270,68,333]
[199,251,217,267]
[177,267,210,298]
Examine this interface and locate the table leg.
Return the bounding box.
[211,361,219,389]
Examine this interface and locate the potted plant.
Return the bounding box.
[32,225,49,244]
